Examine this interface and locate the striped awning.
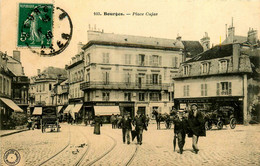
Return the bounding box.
[0,97,23,112]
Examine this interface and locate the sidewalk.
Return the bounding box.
[0,128,28,137]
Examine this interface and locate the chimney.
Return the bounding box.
[200,32,210,51]
[22,67,25,75]
[233,44,240,72]
[247,28,258,45]
[13,50,21,62]
[78,42,83,54]
[37,69,41,75]
[228,18,235,43]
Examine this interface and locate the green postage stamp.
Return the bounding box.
[17,3,53,48]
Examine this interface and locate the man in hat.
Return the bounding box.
[173,109,188,154]
[187,103,206,154]
[133,111,146,145]
[118,113,132,144]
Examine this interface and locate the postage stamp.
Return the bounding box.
[17,3,53,48]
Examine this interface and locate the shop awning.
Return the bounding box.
[63,104,74,114]
[57,106,63,113]
[72,104,83,113]
[94,106,120,116]
[33,107,42,115]
[0,97,23,112]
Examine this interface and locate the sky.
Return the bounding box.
[0,0,260,77]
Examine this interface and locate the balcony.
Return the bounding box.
[80,81,171,91]
[13,98,29,105]
[13,76,30,84]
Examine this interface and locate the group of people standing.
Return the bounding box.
[173,104,206,154]
[92,104,205,154]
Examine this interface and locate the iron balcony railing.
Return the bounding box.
[80,81,171,91]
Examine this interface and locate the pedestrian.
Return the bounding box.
[117,114,122,129]
[145,114,150,127]
[133,111,146,145]
[118,114,132,144]
[93,115,102,135]
[187,104,206,154]
[173,110,188,154]
[110,114,116,129]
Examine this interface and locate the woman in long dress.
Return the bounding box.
[93,115,102,135]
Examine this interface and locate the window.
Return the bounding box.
[152,55,159,66]
[219,60,228,72]
[6,79,9,95]
[86,72,90,82]
[201,63,210,74]
[183,65,190,76]
[102,72,110,84]
[125,72,131,84]
[139,93,145,101]
[102,92,110,101]
[150,93,161,101]
[86,53,90,65]
[152,74,158,84]
[43,84,45,91]
[183,85,190,96]
[201,84,208,96]
[138,54,145,66]
[49,84,52,91]
[102,53,109,63]
[172,57,178,68]
[217,82,232,95]
[124,93,131,101]
[125,54,131,64]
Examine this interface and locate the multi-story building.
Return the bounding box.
[173,28,260,124]
[30,67,67,107]
[64,46,85,122]
[6,50,30,112]
[79,30,203,121]
[0,51,24,129]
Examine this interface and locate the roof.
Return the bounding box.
[87,31,183,48]
[38,67,67,79]
[184,44,233,63]
[182,41,204,57]
[82,40,183,51]
[222,35,247,44]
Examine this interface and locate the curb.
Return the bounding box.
[0,129,29,137]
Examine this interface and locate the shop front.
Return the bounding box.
[174,96,244,124]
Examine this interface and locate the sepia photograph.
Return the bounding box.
[0,0,259,165]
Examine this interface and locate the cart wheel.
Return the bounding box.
[217,121,223,130]
[230,118,236,129]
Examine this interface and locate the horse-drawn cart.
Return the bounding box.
[41,106,60,133]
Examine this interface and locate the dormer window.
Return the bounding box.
[183,65,190,76]
[201,62,210,74]
[219,60,228,72]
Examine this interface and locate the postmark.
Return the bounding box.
[3,149,21,166]
[17,3,73,57]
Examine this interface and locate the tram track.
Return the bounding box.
[38,126,71,166]
[125,144,139,166]
[82,133,117,166]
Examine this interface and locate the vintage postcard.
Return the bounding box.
[0,0,259,165]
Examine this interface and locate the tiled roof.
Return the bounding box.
[184,44,233,63]
[182,41,203,57]
[40,67,67,79]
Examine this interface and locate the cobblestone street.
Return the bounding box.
[1,123,260,166]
